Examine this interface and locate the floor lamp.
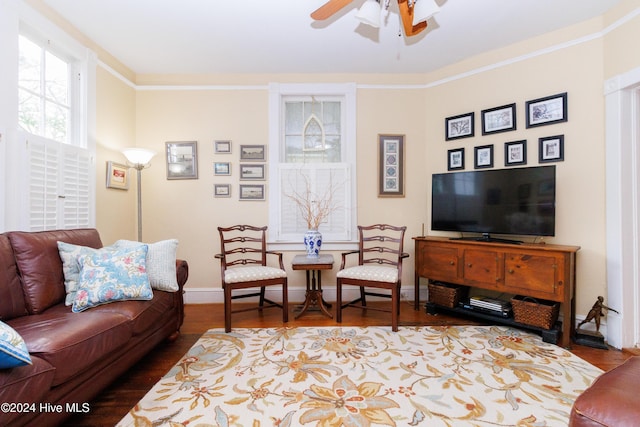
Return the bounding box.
[122,148,156,242]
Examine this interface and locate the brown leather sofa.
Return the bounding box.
[0,228,188,427]
[569,356,640,427]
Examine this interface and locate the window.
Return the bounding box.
[18,34,73,144]
[268,83,357,246]
[10,22,95,232]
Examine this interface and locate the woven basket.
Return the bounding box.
[428,282,467,308]
[511,295,560,329]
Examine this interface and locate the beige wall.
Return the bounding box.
[603,0,640,79]
[95,68,138,245]
[90,3,640,319]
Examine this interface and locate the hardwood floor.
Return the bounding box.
[63,301,636,426]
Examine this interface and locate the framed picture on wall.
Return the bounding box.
[215,140,232,154]
[447,148,465,171]
[445,112,474,140]
[214,184,231,197]
[214,162,231,176]
[526,92,568,128]
[378,134,405,197]
[505,140,527,166]
[539,135,564,163]
[166,141,198,180]
[474,144,494,169]
[481,103,516,135]
[239,145,266,161]
[106,161,129,190]
[239,184,265,201]
[240,164,265,180]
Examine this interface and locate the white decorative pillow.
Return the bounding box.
[114,239,179,292]
[0,321,32,369]
[72,245,153,313]
[58,241,119,306]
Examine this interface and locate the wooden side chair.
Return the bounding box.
[336,224,409,331]
[216,225,288,332]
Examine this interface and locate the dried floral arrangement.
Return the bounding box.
[285,171,341,230]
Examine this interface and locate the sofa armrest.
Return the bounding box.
[176,259,189,290]
[169,259,189,337]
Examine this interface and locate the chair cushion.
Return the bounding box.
[224,266,287,284]
[337,265,398,283]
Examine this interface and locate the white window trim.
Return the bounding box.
[268,82,358,251]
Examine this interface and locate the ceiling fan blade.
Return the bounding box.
[397,0,427,36]
[311,0,354,20]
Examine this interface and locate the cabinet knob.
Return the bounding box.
[449,261,455,265]
[508,269,515,274]
[467,263,472,268]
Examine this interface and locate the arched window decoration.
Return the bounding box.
[303,113,325,151]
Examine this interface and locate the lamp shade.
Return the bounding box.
[122,148,156,166]
[412,0,440,26]
[355,0,381,28]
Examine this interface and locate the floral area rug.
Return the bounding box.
[117,326,602,427]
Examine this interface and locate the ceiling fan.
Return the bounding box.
[311,0,440,37]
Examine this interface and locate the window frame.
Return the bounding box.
[268,83,357,250]
[18,25,85,148]
[1,3,96,232]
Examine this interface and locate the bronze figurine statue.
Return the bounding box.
[576,296,619,332]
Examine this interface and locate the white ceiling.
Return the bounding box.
[41,0,621,75]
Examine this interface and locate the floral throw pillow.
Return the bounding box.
[58,241,119,306]
[72,245,153,313]
[114,239,179,291]
[0,321,32,369]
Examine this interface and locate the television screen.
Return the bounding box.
[431,165,556,239]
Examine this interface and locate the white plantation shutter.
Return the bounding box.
[278,164,351,241]
[61,145,92,228]
[27,137,59,231]
[25,133,93,231]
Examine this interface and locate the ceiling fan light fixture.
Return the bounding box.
[355,0,382,28]
[412,0,440,26]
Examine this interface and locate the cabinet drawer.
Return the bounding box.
[463,249,502,287]
[418,244,459,282]
[504,253,561,298]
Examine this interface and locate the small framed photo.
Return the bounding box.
[378,134,405,197]
[445,112,474,140]
[505,140,527,166]
[239,144,266,161]
[447,148,465,171]
[214,162,231,176]
[239,184,265,201]
[240,164,265,180]
[526,92,567,128]
[106,161,129,190]
[166,141,198,180]
[539,135,564,163]
[481,103,516,135]
[214,184,231,198]
[214,140,232,154]
[474,144,494,169]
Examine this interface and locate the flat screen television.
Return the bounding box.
[431,165,556,243]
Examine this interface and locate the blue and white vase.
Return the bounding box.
[304,229,322,258]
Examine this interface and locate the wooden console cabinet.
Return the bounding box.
[414,236,580,348]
